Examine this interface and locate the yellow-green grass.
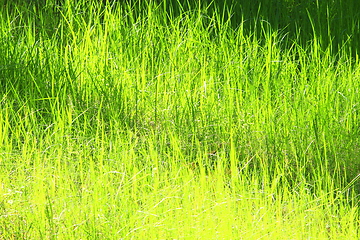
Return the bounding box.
[0,0,359,239]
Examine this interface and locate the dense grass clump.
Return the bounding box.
[0,0,359,239]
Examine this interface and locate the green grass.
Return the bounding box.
[0,0,359,239]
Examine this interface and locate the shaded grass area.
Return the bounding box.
[0,0,359,238]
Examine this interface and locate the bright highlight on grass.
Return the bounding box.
[0,0,359,239]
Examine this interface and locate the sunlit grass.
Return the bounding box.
[0,0,359,239]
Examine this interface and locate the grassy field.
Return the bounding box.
[0,0,359,239]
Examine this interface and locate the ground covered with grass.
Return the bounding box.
[0,0,359,239]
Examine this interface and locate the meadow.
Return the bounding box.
[0,0,359,239]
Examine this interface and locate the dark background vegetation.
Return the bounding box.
[2,0,359,58]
